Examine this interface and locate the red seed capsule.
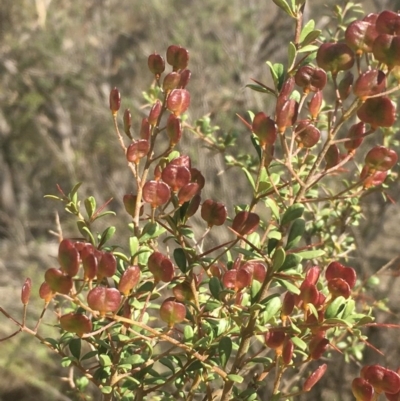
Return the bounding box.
[109,87,121,115]
[60,313,92,337]
[167,89,190,116]
[118,266,141,296]
[143,180,171,208]
[148,53,165,77]
[148,100,162,126]
[87,287,122,316]
[166,114,182,146]
[123,109,132,138]
[303,364,328,392]
[21,278,32,305]
[201,199,227,227]
[166,45,189,71]
[160,297,186,326]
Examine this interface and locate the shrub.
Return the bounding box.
[2,1,400,400]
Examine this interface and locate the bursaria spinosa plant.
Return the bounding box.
[2,2,400,401]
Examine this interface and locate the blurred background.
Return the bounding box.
[1,0,400,400]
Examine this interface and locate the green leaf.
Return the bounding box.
[99,354,112,367]
[355,316,375,326]
[159,357,175,372]
[98,226,116,249]
[140,222,166,243]
[269,393,282,401]
[180,226,195,240]
[174,248,187,273]
[296,249,325,259]
[323,317,352,327]
[265,198,280,221]
[44,337,59,349]
[251,357,273,365]
[242,167,256,190]
[209,277,222,300]
[129,236,139,257]
[289,319,302,334]
[297,44,319,53]
[69,182,82,199]
[300,30,321,47]
[251,280,262,301]
[286,219,305,249]
[268,230,282,241]
[276,278,300,294]
[260,293,281,306]
[291,336,307,351]
[183,325,194,343]
[61,356,75,367]
[246,232,260,249]
[227,374,244,383]
[69,338,81,360]
[101,386,113,394]
[272,247,286,271]
[112,251,129,263]
[289,89,301,103]
[342,299,355,319]
[299,19,315,42]
[239,388,258,401]
[246,84,274,95]
[92,211,116,221]
[217,318,230,336]
[288,41,297,70]
[281,203,304,226]
[77,221,96,245]
[81,350,99,360]
[325,296,346,319]
[279,253,302,271]
[84,196,96,219]
[186,360,203,372]
[263,296,282,323]
[272,0,295,17]
[219,337,232,368]
[266,62,285,91]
